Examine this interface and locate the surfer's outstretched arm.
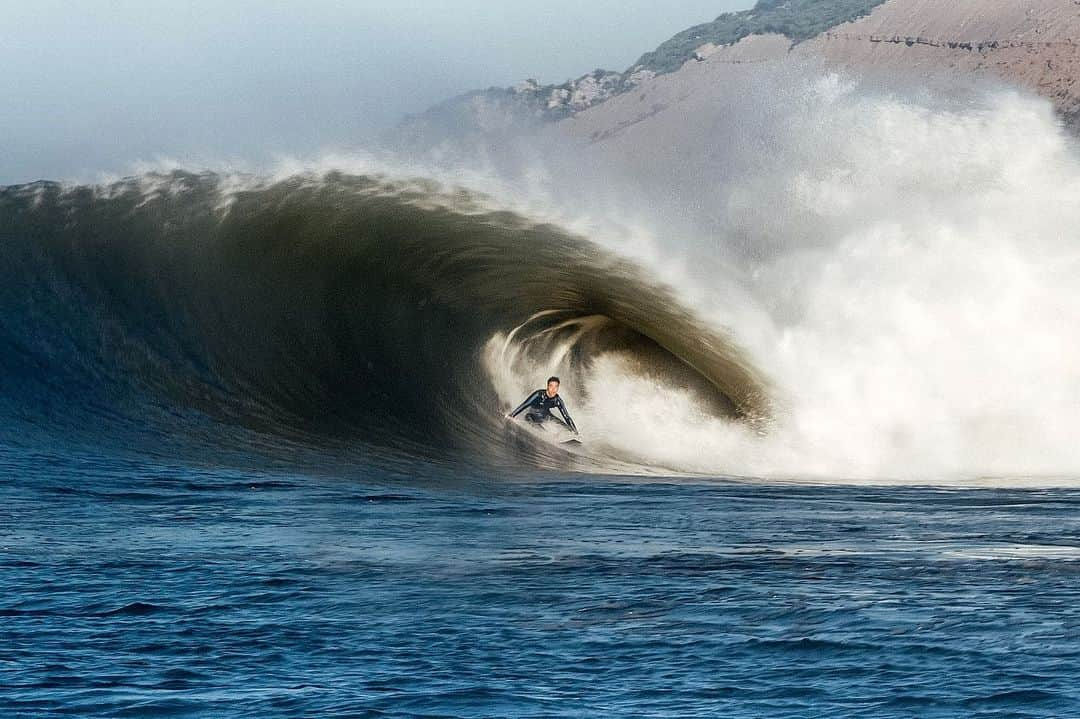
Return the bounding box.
[556,398,579,434]
[508,390,542,418]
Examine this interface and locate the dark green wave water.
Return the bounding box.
[0,171,768,469]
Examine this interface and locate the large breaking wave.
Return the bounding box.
[0,172,768,474]
[6,72,1080,483]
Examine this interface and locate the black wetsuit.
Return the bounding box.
[509,390,579,434]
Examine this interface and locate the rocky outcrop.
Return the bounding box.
[389,68,654,151]
[515,69,634,118]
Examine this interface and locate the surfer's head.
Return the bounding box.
[546,376,560,397]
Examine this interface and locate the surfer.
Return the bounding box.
[507,376,579,434]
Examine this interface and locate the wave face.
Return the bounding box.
[0,172,768,471]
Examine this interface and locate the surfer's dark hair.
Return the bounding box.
[547,376,560,385]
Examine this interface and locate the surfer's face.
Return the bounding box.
[546,380,559,397]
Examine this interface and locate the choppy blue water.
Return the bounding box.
[4,448,1080,718]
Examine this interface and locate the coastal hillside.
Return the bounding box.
[632,0,889,74]
[394,0,1080,150]
[390,0,892,145]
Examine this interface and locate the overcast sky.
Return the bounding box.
[0,1,753,184]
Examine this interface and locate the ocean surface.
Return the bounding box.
[3,170,1080,717]
[4,447,1080,718]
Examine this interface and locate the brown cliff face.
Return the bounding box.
[806,0,1080,122]
[563,0,1080,145]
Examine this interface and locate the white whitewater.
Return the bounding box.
[477,74,1080,483]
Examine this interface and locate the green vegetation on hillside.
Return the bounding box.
[632,0,888,75]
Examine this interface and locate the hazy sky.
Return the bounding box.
[0,1,753,184]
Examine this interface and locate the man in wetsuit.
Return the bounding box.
[507,376,579,434]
